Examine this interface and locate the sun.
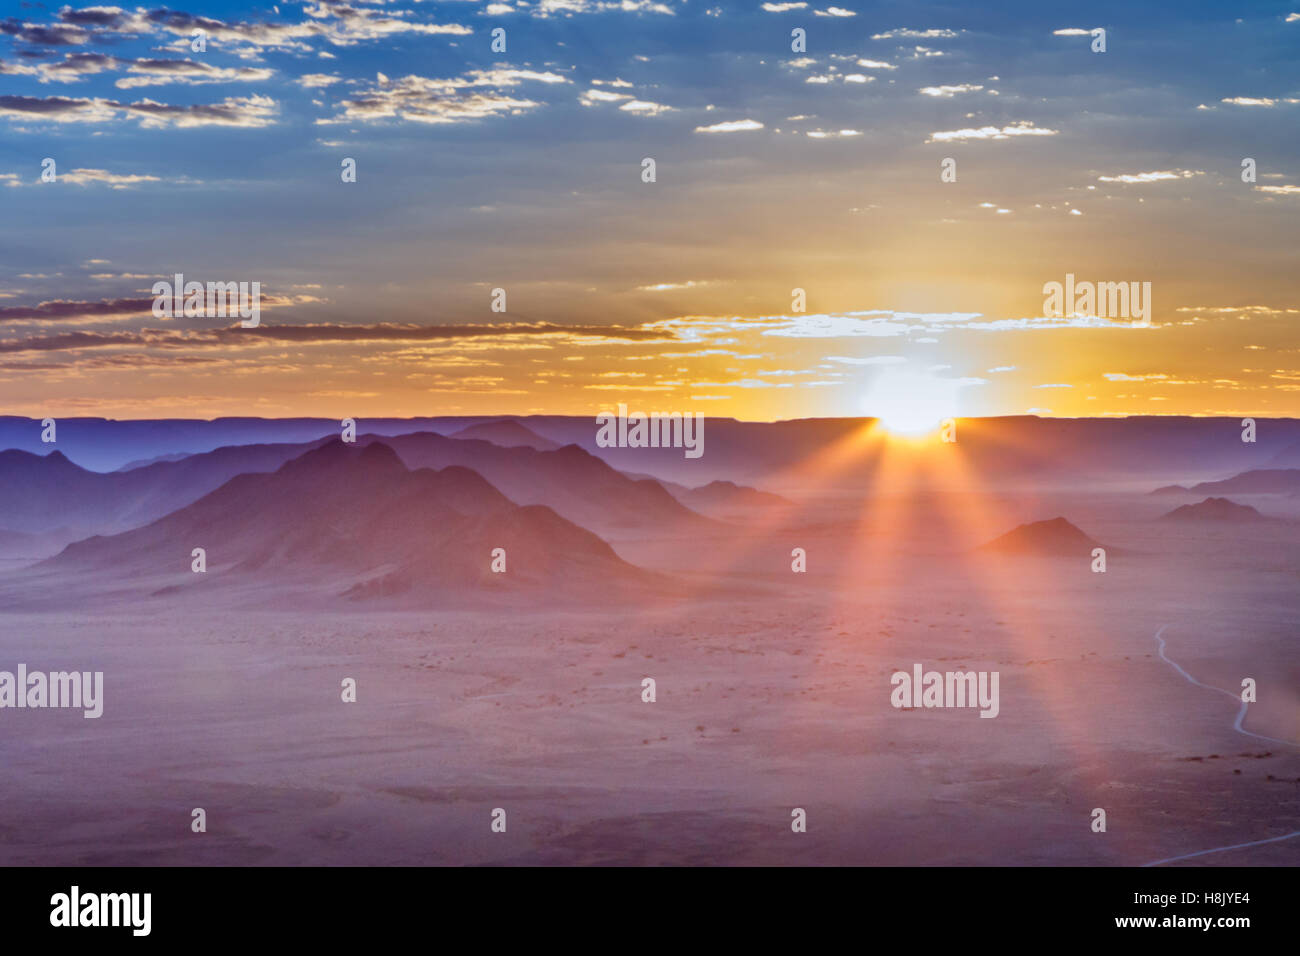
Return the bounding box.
[862,368,960,437]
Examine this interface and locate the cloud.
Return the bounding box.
[0,297,156,324]
[855,58,897,70]
[1221,96,1277,106]
[814,7,855,16]
[114,59,274,90]
[149,4,471,52]
[1097,170,1202,183]
[694,118,764,133]
[919,84,983,97]
[1258,184,1300,195]
[0,53,271,91]
[1052,28,1092,36]
[298,73,343,89]
[320,68,568,125]
[872,28,960,39]
[532,0,675,15]
[0,52,115,83]
[0,19,90,46]
[761,2,807,9]
[637,281,709,291]
[1103,372,1167,382]
[58,168,163,188]
[619,99,673,114]
[927,121,1058,143]
[0,321,669,354]
[0,93,278,128]
[579,88,631,106]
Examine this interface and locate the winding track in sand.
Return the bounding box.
[1141,623,1299,867]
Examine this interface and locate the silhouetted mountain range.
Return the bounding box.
[1160,497,1266,522]
[451,420,558,450]
[0,431,708,548]
[4,415,1297,484]
[663,479,792,515]
[1153,469,1300,496]
[47,441,641,600]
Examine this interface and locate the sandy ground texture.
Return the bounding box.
[0,492,1295,866]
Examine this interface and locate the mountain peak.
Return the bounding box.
[980,516,1103,555]
[1161,496,1264,521]
[279,438,406,476]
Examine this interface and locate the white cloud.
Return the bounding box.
[298,73,342,89]
[1097,170,1202,184]
[579,88,631,106]
[695,118,764,133]
[637,281,708,291]
[534,0,674,15]
[919,84,983,97]
[872,28,959,39]
[57,168,163,188]
[927,121,1057,143]
[619,99,673,114]
[320,69,568,126]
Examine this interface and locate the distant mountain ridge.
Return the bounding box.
[46,440,643,601]
[0,431,709,550]
[1153,469,1300,496]
[4,415,1298,483]
[1160,497,1266,522]
[450,420,559,450]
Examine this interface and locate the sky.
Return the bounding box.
[0,0,1297,422]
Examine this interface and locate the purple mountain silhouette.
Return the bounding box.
[451,420,559,451]
[47,441,642,599]
[1160,497,1266,521]
[979,517,1105,556]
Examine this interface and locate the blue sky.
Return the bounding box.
[0,1,1297,420]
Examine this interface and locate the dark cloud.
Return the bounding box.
[0,322,668,354]
[0,297,154,322]
[57,8,131,28]
[0,19,87,46]
[0,91,276,126]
